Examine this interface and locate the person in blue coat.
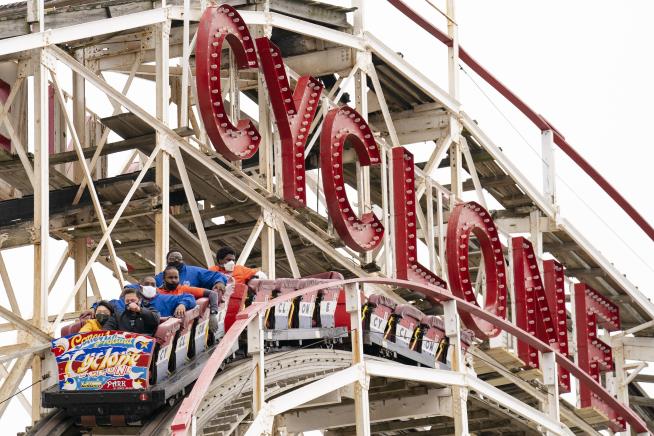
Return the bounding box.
[154,250,228,291]
[140,283,196,318]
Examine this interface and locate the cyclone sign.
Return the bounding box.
[51,331,154,391]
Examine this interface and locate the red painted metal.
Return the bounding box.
[195,5,260,161]
[256,37,323,208]
[543,259,571,393]
[320,106,383,252]
[223,283,248,332]
[0,79,10,152]
[387,0,654,244]
[446,202,507,339]
[512,237,570,392]
[574,283,624,431]
[392,147,447,288]
[171,277,646,435]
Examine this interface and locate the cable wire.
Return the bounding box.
[459,64,654,277]
[0,374,48,407]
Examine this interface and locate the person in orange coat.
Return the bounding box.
[210,246,266,284]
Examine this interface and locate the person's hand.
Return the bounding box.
[127,302,140,313]
[80,309,94,320]
[174,304,186,318]
[209,313,220,332]
[213,282,225,292]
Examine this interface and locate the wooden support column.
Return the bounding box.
[31,47,49,422]
[345,283,370,436]
[248,312,265,414]
[354,0,372,267]
[154,21,171,271]
[540,351,561,436]
[72,49,88,310]
[256,6,275,279]
[443,300,469,435]
[446,0,462,210]
[542,129,557,208]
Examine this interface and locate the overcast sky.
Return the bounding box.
[1,1,654,433]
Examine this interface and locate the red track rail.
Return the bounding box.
[170,278,647,434]
[387,0,654,243]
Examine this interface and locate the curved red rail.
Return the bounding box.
[170,278,647,434]
[387,0,654,243]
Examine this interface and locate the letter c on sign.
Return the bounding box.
[320,106,383,253]
[196,5,260,160]
[446,202,507,339]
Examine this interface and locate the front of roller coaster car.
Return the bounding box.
[51,330,155,391]
[42,297,222,424]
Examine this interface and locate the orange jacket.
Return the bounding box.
[209,264,258,284]
[158,284,206,299]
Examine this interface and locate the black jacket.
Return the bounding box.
[103,304,160,335]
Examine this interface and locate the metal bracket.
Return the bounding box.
[159,134,179,155]
[35,48,57,72]
[262,209,276,228]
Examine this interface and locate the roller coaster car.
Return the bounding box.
[244,273,474,370]
[248,272,352,344]
[41,297,238,425]
[362,298,475,369]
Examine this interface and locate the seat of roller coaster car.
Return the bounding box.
[420,315,475,346]
[420,315,445,331]
[61,319,85,337]
[367,294,398,310]
[154,317,182,344]
[196,297,210,316]
[393,304,424,321]
[303,271,345,280]
[175,306,200,333]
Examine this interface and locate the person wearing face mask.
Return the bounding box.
[79,300,115,333]
[156,267,222,333]
[103,288,160,335]
[139,281,196,318]
[154,250,228,293]
[209,246,267,284]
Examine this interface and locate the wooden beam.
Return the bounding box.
[634,374,654,384]
[0,306,51,341]
[0,355,32,416]
[630,395,654,407]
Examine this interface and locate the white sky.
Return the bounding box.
[1,0,654,434]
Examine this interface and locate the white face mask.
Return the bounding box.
[223,260,235,272]
[142,285,157,299]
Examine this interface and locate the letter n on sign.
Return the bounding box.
[574,283,625,431]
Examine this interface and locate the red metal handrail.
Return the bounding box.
[170,278,647,434]
[387,0,654,243]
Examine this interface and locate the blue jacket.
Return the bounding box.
[92,299,126,314]
[155,264,227,289]
[142,293,196,317]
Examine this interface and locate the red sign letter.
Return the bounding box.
[574,283,624,431]
[392,147,446,288]
[196,5,260,161]
[256,38,323,208]
[512,237,570,392]
[446,202,507,339]
[320,106,383,252]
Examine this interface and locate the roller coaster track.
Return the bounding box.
[25,349,557,436]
